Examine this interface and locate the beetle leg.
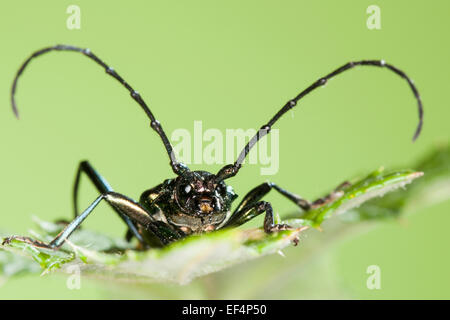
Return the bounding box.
[225,200,291,233]
[4,192,183,250]
[72,160,144,244]
[309,180,352,208]
[225,182,308,228]
[233,182,310,215]
[224,181,351,228]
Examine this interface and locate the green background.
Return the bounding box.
[0,0,449,299]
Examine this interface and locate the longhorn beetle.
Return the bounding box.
[3,45,423,249]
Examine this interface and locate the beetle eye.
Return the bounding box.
[184,185,192,194]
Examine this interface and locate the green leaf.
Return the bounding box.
[342,143,450,222]
[297,169,423,227]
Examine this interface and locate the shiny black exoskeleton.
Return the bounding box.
[5,45,423,249]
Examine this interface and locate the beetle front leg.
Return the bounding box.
[3,194,107,249]
[225,200,291,233]
[72,160,144,243]
[254,201,292,233]
[223,180,351,230]
[3,192,182,250]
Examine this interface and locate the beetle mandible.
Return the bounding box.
[4,45,423,249]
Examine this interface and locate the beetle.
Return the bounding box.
[3,45,423,250]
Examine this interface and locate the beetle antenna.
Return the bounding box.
[216,60,424,181]
[11,45,188,175]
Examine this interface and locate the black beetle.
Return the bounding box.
[3,45,423,249]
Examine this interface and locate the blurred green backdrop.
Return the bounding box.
[0,0,449,299]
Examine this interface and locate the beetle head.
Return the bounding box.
[174,171,237,216]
